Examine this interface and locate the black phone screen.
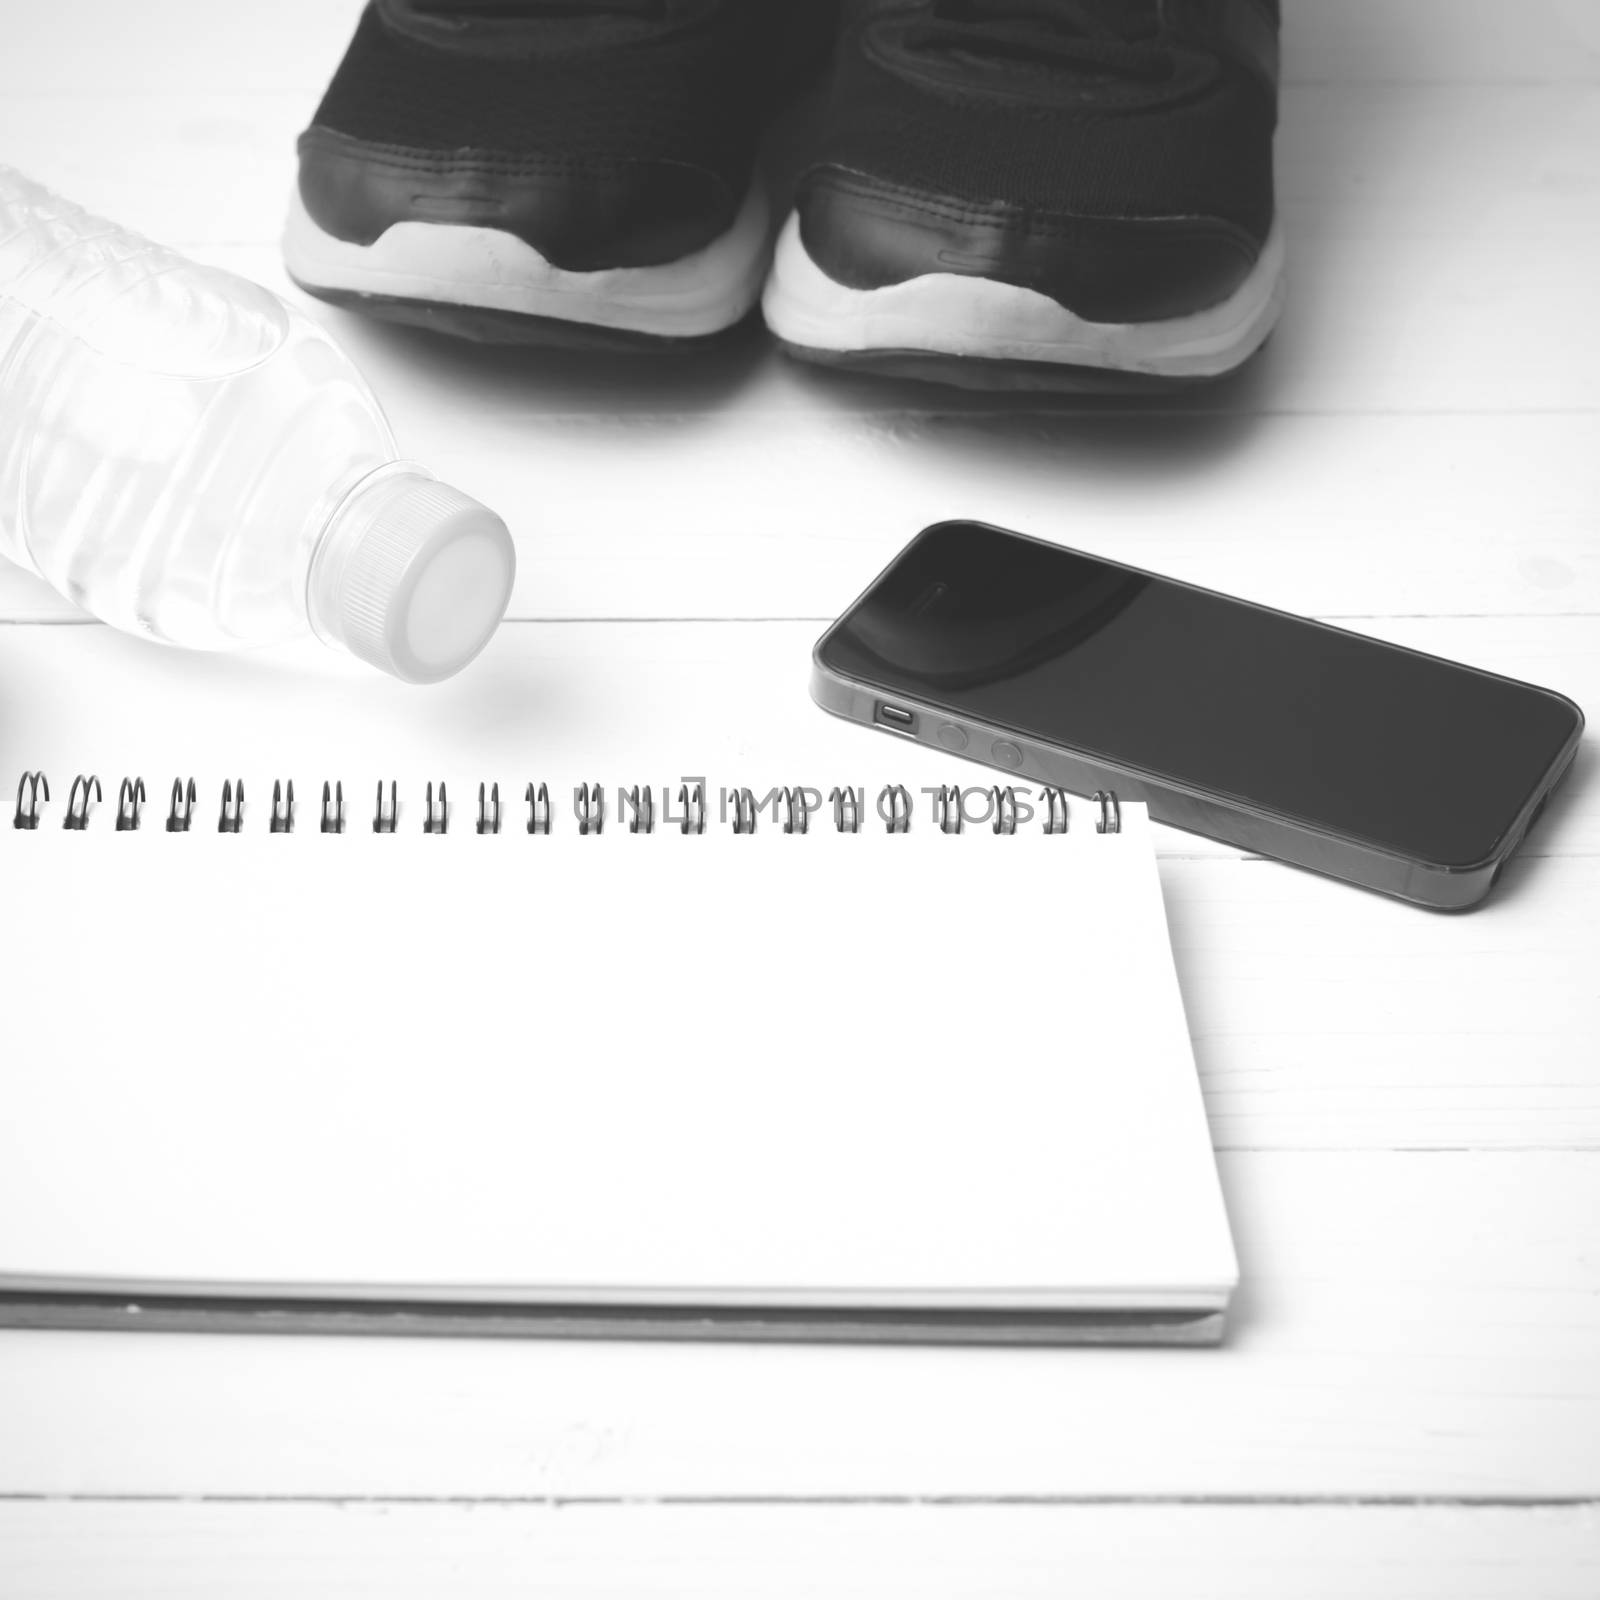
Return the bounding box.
[818,521,1581,867]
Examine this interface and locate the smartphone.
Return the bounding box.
[812,520,1583,909]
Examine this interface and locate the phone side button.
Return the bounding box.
[936,723,969,753]
[991,740,1024,770]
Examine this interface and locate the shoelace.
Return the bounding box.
[895,0,1170,79]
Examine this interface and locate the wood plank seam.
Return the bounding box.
[4,1493,1600,1509]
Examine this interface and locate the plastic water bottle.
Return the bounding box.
[0,167,515,683]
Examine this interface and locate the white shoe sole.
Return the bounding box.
[762,213,1286,381]
[283,182,772,342]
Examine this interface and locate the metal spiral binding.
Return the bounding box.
[217,779,244,834]
[991,786,1019,836]
[678,781,706,835]
[526,782,551,835]
[831,786,862,835]
[269,779,295,834]
[576,782,604,836]
[64,774,100,830]
[373,780,398,834]
[780,787,809,835]
[621,784,654,835]
[14,771,48,830]
[321,781,345,835]
[477,782,501,835]
[423,782,449,835]
[167,778,196,833]
[880,784,911,834]
[116,778,145,832]
[10,772,1124,840]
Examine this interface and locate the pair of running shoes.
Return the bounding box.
[285,0,1283,391]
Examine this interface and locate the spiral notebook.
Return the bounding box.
[1,772,1236,1345]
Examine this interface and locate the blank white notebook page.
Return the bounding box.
[0,790,1236,1316]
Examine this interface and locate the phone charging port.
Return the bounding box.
[878,704,916,732]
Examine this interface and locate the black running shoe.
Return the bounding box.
[763,0,1282,388]
[285,1,835,348]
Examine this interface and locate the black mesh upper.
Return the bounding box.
[808,0,1279,240]
[310,2,830,191]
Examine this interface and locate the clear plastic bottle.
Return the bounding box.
[0,166,515,683]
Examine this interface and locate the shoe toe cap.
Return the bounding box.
[795,169,1265,323]
[298,125,739,271]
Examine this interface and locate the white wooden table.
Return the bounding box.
[2,2,1598,1593]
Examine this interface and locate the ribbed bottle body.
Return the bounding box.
[0,166,396,648]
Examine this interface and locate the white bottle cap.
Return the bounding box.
[313,469,515,684]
